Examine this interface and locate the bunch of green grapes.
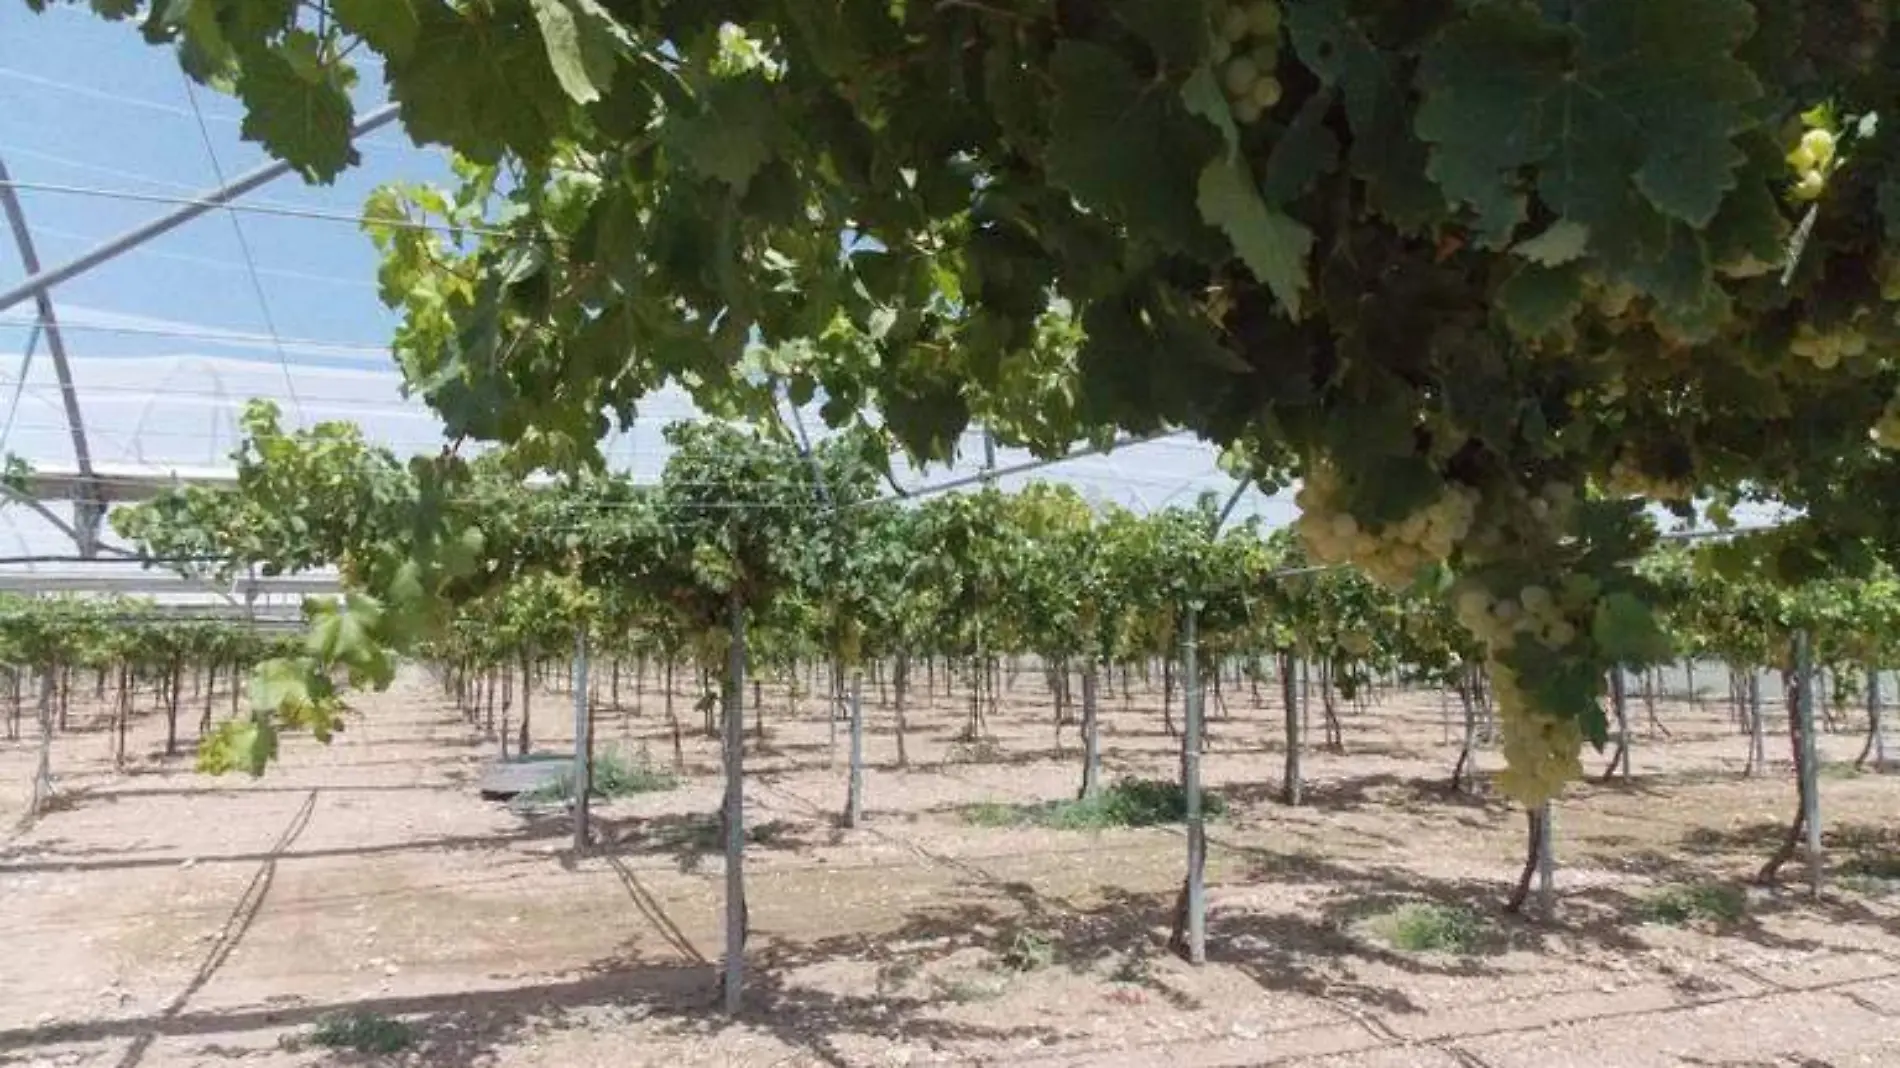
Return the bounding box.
[1880,257,1900,303]
[1452,575,1591,653]
[1871,394,1900,450]
[1294,464,1479,588]
[1786,125,1837,202]
[1789,321,1867,370]
[1603,455,1691,501]
[1211,0,1284,125]
[1492,663,1586,806]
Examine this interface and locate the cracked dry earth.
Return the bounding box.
[3,665,1900,1068]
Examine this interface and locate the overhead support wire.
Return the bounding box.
[180,75,304,424]
[0,101,401,317]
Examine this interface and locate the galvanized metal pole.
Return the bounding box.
[844,669,864,828]
[572,632,591,852]
[0,156,98,552]
[723,590,747,1013]
[1536,801,1555,913]
[0,103,401,315]
[1796,630,1823,898]
[1182,604,1206,964]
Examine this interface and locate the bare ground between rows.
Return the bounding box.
[0,666,1898,1067]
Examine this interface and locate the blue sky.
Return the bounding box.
[0,4,451,365]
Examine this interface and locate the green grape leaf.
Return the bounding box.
[667,76,778,191]
[1285,0,1441,230]
[1261,88,1340,205]
[1880,176,1900,242]
[1047,42,1218,252]
[1181,65,1311,318]
[197,716,280,777]
[528,0,616,105]
[232,33,358,182]
[332,0,419,60]
[250,656,312,714]
[1512,220,1590,266]
[1497,262,1584,337]
[1113,0,1207,70]
[1593,592,1675,665]
[1417,0,1761,247]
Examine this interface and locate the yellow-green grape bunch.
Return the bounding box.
[1786,126,1836,203]
[1211,0,1284,126]
[1491,663,1586,806]
[1294,464,1479,588]
[1871,394,1900,450]
[1603,454,1691,502]
[1789,321,1866,370]
[1879,257,1900,304]
[1339,629,1373,658]
[1451,577,1587,653]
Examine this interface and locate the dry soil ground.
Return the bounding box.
[3,663,1900,1068]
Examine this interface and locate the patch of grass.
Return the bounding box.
[523,746,679,803]
[1820,762,1865,780]
[1000,928,1056,972]
[1837,872,1900,898]
[961,801,1025,828]
[303,1011,415,1055]
[1840,851,1900,879]
[1368,903,1487,954]
[1637,883,1747,927]
[749,819,792,845]
[960,778,1225,831]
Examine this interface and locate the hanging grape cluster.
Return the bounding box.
[1786,123,1838,203]
[1210,0,1285,126]
[1294,463,1479,589]
[1789,321,1868,370]
[1451,562,1598,804]
[1603,455,1691,502]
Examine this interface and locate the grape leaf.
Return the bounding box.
[232,35,358,182]
[1047,42,1218,253]
[668,76,778,192]
[1261,88,1340,205]
[528,0,615,105]
[385,6,566,164]
[1592,592,1675,665]
[333,0,419,61]
[1497,262,1583,337]
[1880,176,1900,242]
[1285,0,1442,230]
[250,656,313,715]
[1113,0,1208,70]
[1181,66,1312,318]
[1417,0,1761,248]
[1512,220,1590,266]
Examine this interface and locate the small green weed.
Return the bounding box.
[749,819,792,845]
[523,746,679,802]
[1841,851,1900,879]
[305,1011,415,1054]
[1000,928,1056,972]
[960,778,1225,831]
[931,973,1007,1003]
[1838,872,1900,898]
[1637,883,1746,926]
[962,801,1025,827]
[1369,903,1487,954]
